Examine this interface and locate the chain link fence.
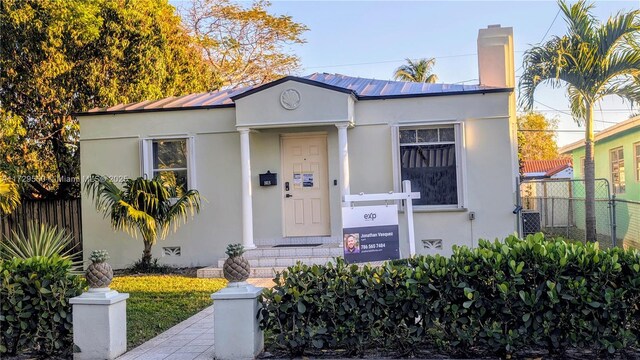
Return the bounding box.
[518,179,620,249]
[613,198,640,250]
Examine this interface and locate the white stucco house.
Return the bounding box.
[77,25,519,275]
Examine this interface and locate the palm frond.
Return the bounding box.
[84,174,123,213]
[0,176,20,215]
[567,87,587,125]
[85,174,202,252]
[393,58,437,83]
[560,0,597,42]
[519,37,567,110]
[601,48,640,83]
[596,8,640,58]
[162,190,202,238]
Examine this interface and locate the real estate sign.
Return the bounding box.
[341,205,400,263]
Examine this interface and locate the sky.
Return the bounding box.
[255,0,640,147]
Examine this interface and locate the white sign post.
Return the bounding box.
[343,180,420,257]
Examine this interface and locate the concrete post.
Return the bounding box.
[212,283,264,360]
[70,289,129,360]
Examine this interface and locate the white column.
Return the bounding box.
[239,128,255,249]
[336,123,351,204]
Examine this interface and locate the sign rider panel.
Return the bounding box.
[342,205,400,263]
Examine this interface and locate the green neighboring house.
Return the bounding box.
[559,115,640,247]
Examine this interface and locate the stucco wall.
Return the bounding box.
[571,129,640,201]
[80,109,241,268]
[235,81,354,127]
[79,89,518,267]
[350,94,517,256]
[569,128,639,246]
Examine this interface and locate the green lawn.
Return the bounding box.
[110,275,227,348]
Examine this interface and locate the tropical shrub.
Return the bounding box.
[0,222,81,272]
[259,233,640,357]
[0,256,85,355]
[85,175,201,268]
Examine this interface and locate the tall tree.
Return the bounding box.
[519,0,640,242]
[85,175,201,267]
[0,0,219,199]
[518,112,560,161]
[182,0,308,87]
[393,58,438,83]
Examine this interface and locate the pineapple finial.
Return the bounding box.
[225,243,245,258]
[90,249,110,263]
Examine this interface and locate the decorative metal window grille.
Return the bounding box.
[399,126,459,206]
[422,239,443,250]
[162,247,181,256]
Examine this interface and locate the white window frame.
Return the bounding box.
[580,156,585,178]
[141,136,197,191]
[635,142,640,182]
[609,146,625,195]
[391,122,466,211]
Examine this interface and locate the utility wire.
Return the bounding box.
[533,100,621,125]
[518,129,600,133]
[303,51,526,70]
[540,9,562,44]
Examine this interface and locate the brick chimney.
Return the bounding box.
[477,25,515,88]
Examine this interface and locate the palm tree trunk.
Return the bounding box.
[584,105,597,242]
[142,238,153,266]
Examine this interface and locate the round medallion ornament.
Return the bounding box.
[280,89,301,110]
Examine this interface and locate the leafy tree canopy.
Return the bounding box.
[182,0,308,87]
[518,112,560,162]
[0,0,219,199]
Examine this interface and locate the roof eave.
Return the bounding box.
[73,103,236,117]
[357,87,513,100]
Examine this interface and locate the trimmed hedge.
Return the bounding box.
[0,256,85,356]
[259,234,640,357]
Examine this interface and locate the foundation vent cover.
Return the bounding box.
[162,246,181,256]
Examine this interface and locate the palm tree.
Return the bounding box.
[393,58,438,83]
[0,174,20,215]
[519,0,640,242]
[85,175,202,267]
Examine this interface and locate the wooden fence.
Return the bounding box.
[0,199,82,253]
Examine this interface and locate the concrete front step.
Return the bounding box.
[198,256,339,279]
[242,245,342,259]
[216,256,336,268]
[197,266,287,279]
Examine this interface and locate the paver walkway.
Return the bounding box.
[116,278,274,360]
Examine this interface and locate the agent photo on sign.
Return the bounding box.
[343,233,360,254]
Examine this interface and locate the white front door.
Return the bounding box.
[281,134,331,237]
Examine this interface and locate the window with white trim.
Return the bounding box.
[142,137,195,196]
[580,156,585,177]
[635,142,640,182]
[610,146,625,194]
[397,125,464,208]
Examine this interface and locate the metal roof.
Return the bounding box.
[80,73,510,116]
